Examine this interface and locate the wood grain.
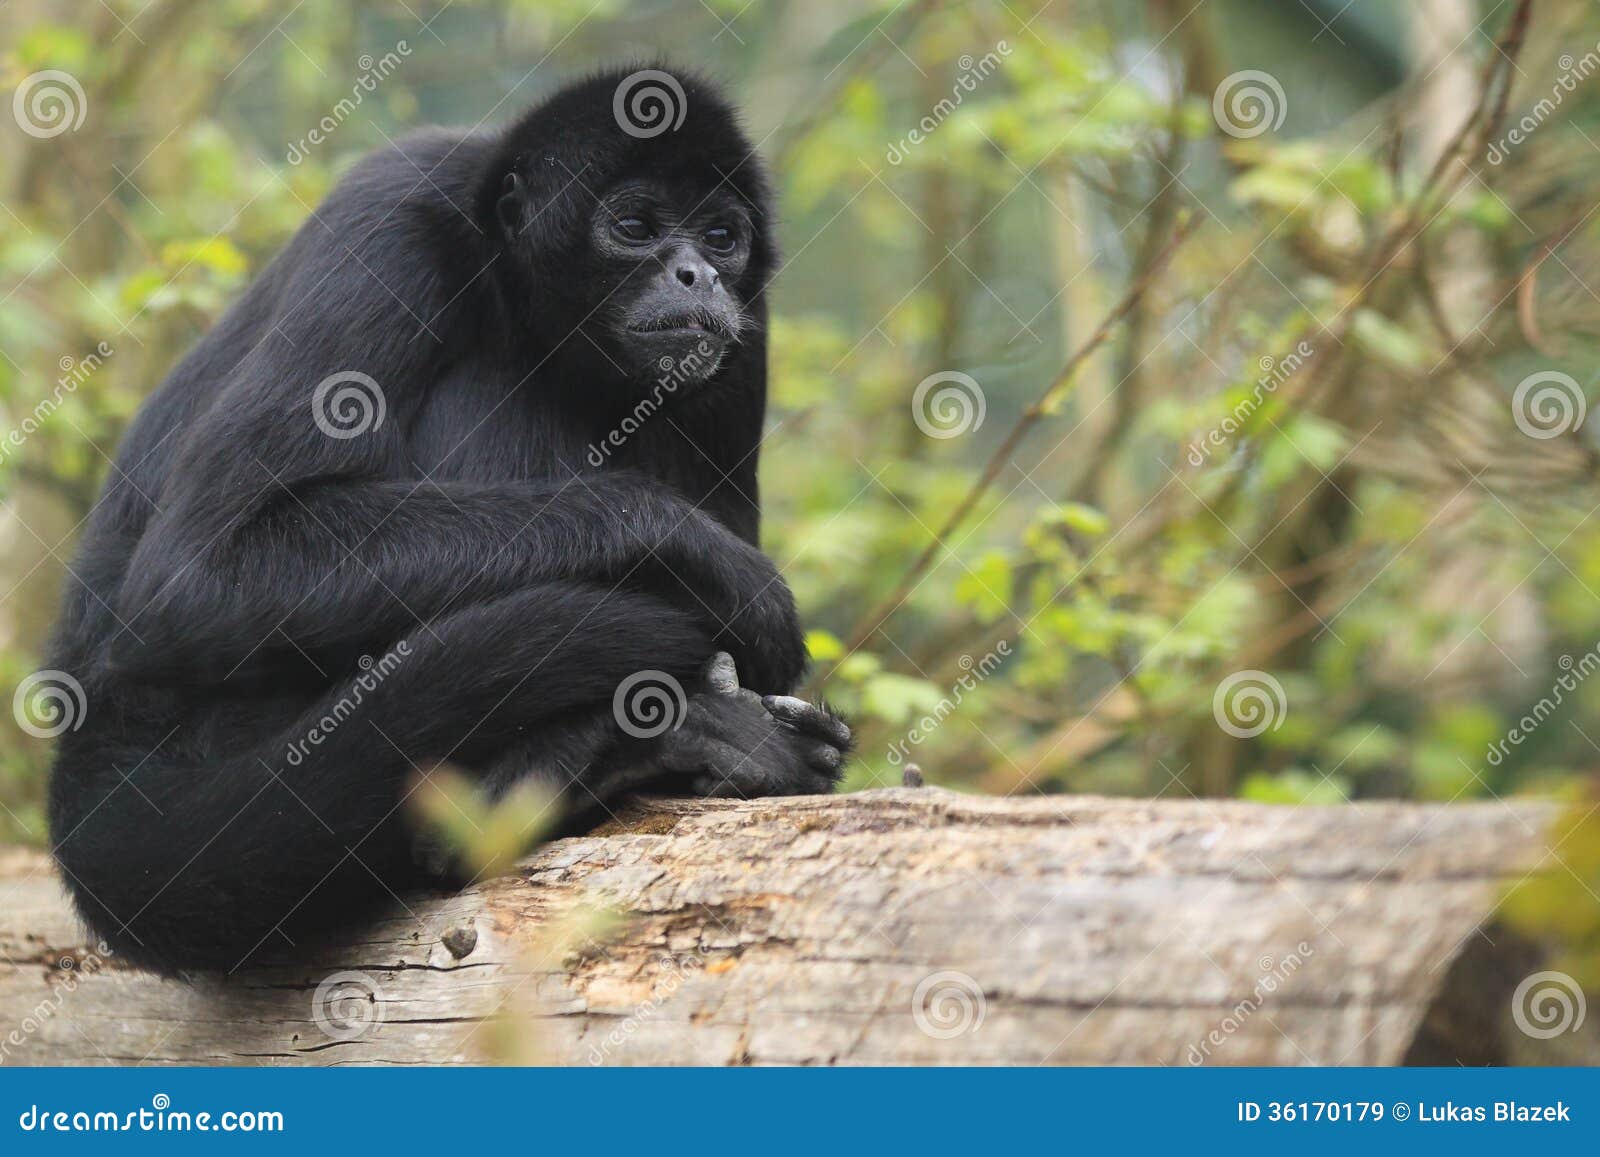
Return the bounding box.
[0,787,1568,1066]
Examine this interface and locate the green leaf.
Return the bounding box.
[861,672,946,724]
[1042,502,1110,537]
[160,237,249,277]
[954,550,1014,623]
[806,629,845,664]
[1351,309,1427,370]
[1240,769,1350,805]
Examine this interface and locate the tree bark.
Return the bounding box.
[0,787,1577,1066]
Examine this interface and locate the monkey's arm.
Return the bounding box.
[113,457,802,692]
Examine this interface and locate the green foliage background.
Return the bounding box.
[3,0,1599,973]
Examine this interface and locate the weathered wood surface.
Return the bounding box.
[0,787,1576,1066]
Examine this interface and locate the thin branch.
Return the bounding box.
[771,0,943,173]
[837,211,1204,656]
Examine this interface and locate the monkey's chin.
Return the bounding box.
[632,330,729,387]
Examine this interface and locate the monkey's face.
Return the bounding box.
[490,72,774,402]
[581,182,754,389]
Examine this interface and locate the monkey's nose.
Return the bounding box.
[673,258,720,292]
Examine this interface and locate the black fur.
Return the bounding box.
[44,66,849,973]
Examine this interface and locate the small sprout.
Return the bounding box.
[409,763,561,879]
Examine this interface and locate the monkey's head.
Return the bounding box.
[486,66,776,400]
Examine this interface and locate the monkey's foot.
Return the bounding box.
[656,653,852,798]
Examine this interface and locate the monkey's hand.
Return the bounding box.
[657,653,852,798]
[717,568,807,695]
[662,507,806,695]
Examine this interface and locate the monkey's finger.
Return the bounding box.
[659,729,732,773]
[703,651,740,695]
[808,742,843,773]
[689,739,779,798]
[692,773,753,799]
[761,694,822,730]
[762,695,853,749]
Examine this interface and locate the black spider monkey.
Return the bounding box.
[44,66,852,973]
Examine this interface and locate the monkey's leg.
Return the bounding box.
[49,583,714,973]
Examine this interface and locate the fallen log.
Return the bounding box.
[0,786,1582,1066]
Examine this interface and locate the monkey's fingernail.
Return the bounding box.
[706,651,739,694]
[763,694,808,716]
[813,744,842,770]
[818,716,854,749]
[902,764,925,788]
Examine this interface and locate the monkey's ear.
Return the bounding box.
[496,171,525,237]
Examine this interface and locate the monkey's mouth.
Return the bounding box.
[628,307,735,341]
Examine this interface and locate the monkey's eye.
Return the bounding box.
[703,226,736,253]
[611,217,656,243]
